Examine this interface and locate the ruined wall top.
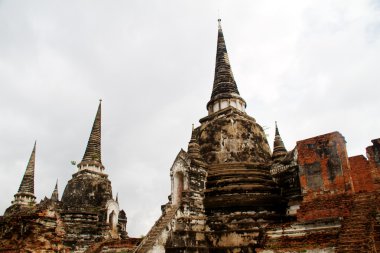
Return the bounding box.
[296,131,353,200]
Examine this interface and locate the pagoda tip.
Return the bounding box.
[275,121,280,136]
[218,19,222,29]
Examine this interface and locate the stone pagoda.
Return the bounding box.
[132,19,380,253]
[1,19,379,253]
[0,101,130,252]
[4,142,37,216]
[133,19,286,253]
[61,100,127,248]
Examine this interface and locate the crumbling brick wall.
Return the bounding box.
[0,206,68,252]
[297,193,353,221]
[296,132,353,201]
[366,138,380,189]
[349,155,376,192]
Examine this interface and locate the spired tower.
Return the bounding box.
[4,142,37,216]
[50,180,59,202]
[61,101,127,249]
[206,20,247,116]
[1,102,129,252]
[199,19,284,251]
[137,20,286,253]
[61,101,113,208]
[272,122,288,162]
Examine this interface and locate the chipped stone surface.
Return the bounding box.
[132,22,380,253]
[2,21,380,253]
[199,108,271,164]
[0,102,133,252]
[0,200,69,252]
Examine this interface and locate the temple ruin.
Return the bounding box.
[0,20,379,253]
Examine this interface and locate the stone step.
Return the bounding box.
[338,240,369,244]
[348,213,372,217]
[339,229,368,233]
[338,247,369,251]
[134,206,179,253]
[337,250,370,253]
[341,222,368,226]
[339,227,368,231]
[338,238,370,242]
[337,244,370,249]
[339,233,368,237]
[343,218,369,222]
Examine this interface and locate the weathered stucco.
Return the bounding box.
[199,108,271,164]
[1,21,380,253]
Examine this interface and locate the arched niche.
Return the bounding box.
[170,150,190,206]
[109,210,117,230]
[118,210,127,232]
[106,200,120,233]
[173,172,184,205]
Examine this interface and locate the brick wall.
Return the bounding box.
[296,132,353,201]
[297,193,353,221]
[366,138,380,190]
[349,155,375,192]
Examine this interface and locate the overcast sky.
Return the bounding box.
[0,0,379,237]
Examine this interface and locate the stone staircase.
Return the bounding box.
[336,192,379,253]
[84,239,116,253]
[84,238,141,253]
[134,205,179,253]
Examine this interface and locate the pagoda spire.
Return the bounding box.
[78,100,104,171]
[51,179,59,201]
[12,141,37,206]
[207,19,246,115]
[18,141,36,194]
[272,122,288,162]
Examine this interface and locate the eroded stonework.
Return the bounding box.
[0,102,131,252]
[1,20,379,253]
[134,20,380,253]
[199,109,271,164]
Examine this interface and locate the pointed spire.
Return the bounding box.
[115,193,119,203]
[51,179,59,201]
[11,141,37,207]
[272,122,288,162]
[18,141,36,194]
[207,19,246,114]
[275,121,280,136]
[212,19,238,96]
[78,100,103,169]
